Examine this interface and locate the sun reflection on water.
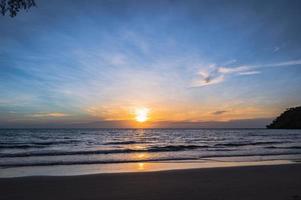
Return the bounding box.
[137,153,146,158]
[138,163,145,170]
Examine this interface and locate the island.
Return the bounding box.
[267,106,301,129]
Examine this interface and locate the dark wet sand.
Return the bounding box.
[1,164,301,200]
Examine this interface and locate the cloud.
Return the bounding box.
[191,70,224,87]
[30,113,69,117]
[218,66,249,74]
[223,59,237,65]
[212,110,228,115]
[192,65,250,87]
[238,71,261,75]
[273,46,280,52]
[193,59,301,87]
[261,60,301,68]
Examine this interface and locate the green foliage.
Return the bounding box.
[267,106,301,129]
[0,0,35,17]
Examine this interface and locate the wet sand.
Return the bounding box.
[1,164,301,200]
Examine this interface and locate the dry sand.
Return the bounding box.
[1,164,301,200]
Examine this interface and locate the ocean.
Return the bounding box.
[1,129,301,176]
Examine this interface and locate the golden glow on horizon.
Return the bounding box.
[84,102,276,126]
[135,107,150,122]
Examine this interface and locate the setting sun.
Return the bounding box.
[135,108,150,123]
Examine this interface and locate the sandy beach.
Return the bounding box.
[1,164,301,200]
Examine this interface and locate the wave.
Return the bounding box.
[148,145,208,151]
[214,141,287,147]
[0,157,196,167]
[0,145,209,158]
[103,141,145,145]
[2,141,301,158]
[0,140,80,149]
[265,146,301,149]
[0,145,47,149]
[199,152,301,159]
[1,152,301,168]
[30,140,80,145]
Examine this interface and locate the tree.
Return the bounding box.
[0,0,36,17]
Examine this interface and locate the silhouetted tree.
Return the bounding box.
[267,106,301,129]
[0,0,35,17]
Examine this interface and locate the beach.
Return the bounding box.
[1,0,301,199]
[1,164,301,200]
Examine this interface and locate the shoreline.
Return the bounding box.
[0,158,297,178]
[1,164,301,200]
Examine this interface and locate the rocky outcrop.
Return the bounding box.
[267,106,301,129]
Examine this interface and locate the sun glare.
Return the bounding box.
[135,107,149,123]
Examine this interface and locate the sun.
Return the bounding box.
[135,107,150,123]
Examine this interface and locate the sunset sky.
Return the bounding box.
[1,0,301,128]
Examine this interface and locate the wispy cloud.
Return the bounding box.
[30,113,69,117]
[218,66,249,74]
[212,110,228,115]
[239,71,261,75]
[193,59,301,87]
[261,60,301,68]
[273,46,280,52]
[191,69,224,87]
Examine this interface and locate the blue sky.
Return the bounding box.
[0,0,301,128]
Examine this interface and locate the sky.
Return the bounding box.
[0,0,301,128]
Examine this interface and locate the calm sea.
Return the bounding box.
[1,129,301,170]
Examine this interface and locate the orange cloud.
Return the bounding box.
[30,113,69,117]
